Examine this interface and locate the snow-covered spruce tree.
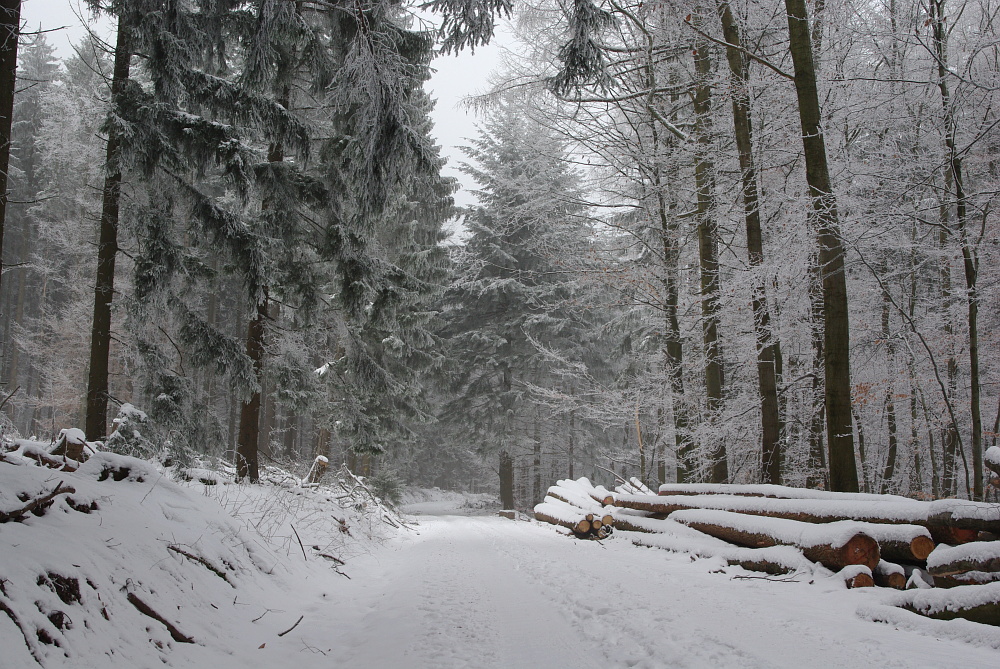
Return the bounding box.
[76,0,311,459]
[104,0,509,479]
[327,87,457,469]
[442,106,595,509]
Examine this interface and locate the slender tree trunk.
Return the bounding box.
[648,129,692,482]
[806,260,827,488]
[881,268,899,493]
[499,361,515,509]
[930,0,982,499]
[783,0,858,491]
[85,22,131,441]
[568,388,576,479]
[0,0,19,299]
[236,293,267,482]
[717,0,783,484]
[853,406,868,492]
[533,413,542,504]
[692,14,727,483]
[939,225,959,497]
[235,80,289,481]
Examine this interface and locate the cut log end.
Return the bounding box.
[843,534,881,571]
[846,571,875,588]
[873,570,906,590]
[910,535,935,562]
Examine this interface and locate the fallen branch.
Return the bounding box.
[126,592,194,643]
[0,481,75,523]
[168,545,232,585]
[291,524,308,561]
[278,615,304,637]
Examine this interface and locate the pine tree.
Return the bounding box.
[443,107,593,508]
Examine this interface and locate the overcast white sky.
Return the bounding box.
[21,0,504,210]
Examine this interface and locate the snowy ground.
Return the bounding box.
[298,512,1000,669]
[2,464,999,668]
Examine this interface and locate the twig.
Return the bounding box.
[168,545,233,585]
[0,385,19,413]
[290,524,308,560]
[317,553,344,565]
[278,615,304,637]
[252,608,280,623]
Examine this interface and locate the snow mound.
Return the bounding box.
[0,455,406,667]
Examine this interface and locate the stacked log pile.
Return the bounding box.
[533,478,615,539]
[533,479,1000,625]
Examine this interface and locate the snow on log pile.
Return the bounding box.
[533,478,615,539]
[534,479,1000,623]
[0,436,407,667]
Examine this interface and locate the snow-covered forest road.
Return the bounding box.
[295,511,998,669]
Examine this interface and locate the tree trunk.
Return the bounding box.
[806,260,828,489]
[692,14,727,484]
[880,276,899,493]
[717,0,783,485]
[783,0,857,492]
[500,448,515,510]
[85,21,131,441]
[930,0,981,500]
[0,0,19,299]
[533,414,542,504]
[645,62,693,484]
[235,80,288,481]
[236,295,267,482]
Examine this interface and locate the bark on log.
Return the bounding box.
[927,541,1000,576]
[589,489,614,506]
[933,571,1000,588]
[896,583,1000,625]
[655,483,907,501]
[804,535,880,572]
[928,526,980,545]
[850,523,935,564]
[628,531,811,575]
[534,509,590,534]
[616,493,990,541]
[613,515,658,534]
[878,535,935,564]
[669,510,880,571]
